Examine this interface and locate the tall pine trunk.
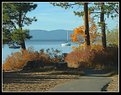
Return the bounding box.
[100,3,106,48]
[84,3,90,46]
[20,38,26,50]
[19,9,26,50]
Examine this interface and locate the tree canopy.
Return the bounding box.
[3,2,37,49]
[50,2,119,48]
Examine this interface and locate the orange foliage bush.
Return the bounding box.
[65,46,93,68]
[3,48,50,72]
[65,45,104,69]
[65,44,118,70]
[3,52,24,71]
[3,47,63,72]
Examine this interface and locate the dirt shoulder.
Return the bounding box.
[106,75,119,92]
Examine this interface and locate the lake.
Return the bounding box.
[2,40,78,64]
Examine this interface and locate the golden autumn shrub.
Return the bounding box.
[65,44,118,70]
[3,48,51,72]
[65,45,105,69]
[65,46,94,68]
[3,52,24,71]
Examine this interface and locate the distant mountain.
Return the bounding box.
[50,29,72,32]
[29,29,73,41]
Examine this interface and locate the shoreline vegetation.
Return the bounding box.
[2,45,118,92]
[2,29,118,92]
[2,2,119,92]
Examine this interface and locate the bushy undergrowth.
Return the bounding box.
[3,47,62,71]
[65,47,93,68]
[3,45,118,72]
[65,45,118,70]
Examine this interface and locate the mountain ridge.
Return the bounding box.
[29,29,73,40]
[30,29,73,32]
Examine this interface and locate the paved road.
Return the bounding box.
[48,76,112,92]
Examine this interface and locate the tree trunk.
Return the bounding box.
[20,40,26,50]
[19,9,26,50]
[84,3,90,46]
[100,3,106,48]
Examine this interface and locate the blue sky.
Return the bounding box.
[24,2,119,31]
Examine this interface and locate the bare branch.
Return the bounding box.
[114,8,119,14]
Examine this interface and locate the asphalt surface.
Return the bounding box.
[48,76,112,92]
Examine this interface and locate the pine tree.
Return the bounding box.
[3,2,37,49]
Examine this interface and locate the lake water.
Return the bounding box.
[2,40,78,64]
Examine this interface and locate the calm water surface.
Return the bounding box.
[2,40,77,64]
